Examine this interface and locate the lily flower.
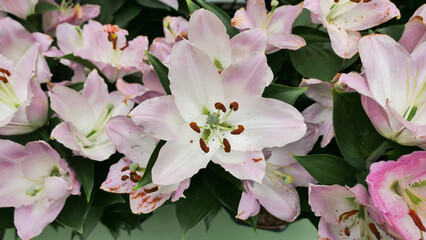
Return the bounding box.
[0,140,80,240]
[0,0,38,19]
[304,0,400,58]
[158,0,178,10]
[58,20,149,83]
[0,17,52,83]
[116,16,187,104]
[300,78,334,148]
[309,184,395,240]
[399,4,426,53]
[0,44,48,135]
[41,0,100,35]
[237,126,318,221]
[49,70,133,161]
[338,34,426,149]
[101,116,189,214]
[130,39,306,185]
[367,151,426,240]
[232,0,306,54]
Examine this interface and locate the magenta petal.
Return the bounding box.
[399,5,426,53]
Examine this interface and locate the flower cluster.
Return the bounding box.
[0,0,424,239]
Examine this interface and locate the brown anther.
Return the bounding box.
[223,138,231,153]
[231,125,245,135]
[0,68,11,76]
[338,210,359,222]
[0,76,8,83]
[175,32,188,42]
[199,138,210,153]
[215,102,226,112]
[368,223,381,239]
[334,0,339,2]
[190,122,201,133]
[408,209,426,231]
[144,186,159,193]
[344,227,350,237]
[129,172,141,183]
[121,166,130,172]
[119,41,129,51]
[107,32,118,50]
[332,73,341,83]
[121,175,129,181]
[229,102,239,111]
[252,158,263,162]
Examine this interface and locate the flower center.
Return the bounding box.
[325,0,370,21]
[265,162,294,192]
[0,67,20,110]
[189,101,245,153]
[24,166,64,197]
[338,205,382,239]
[84,103,115,143]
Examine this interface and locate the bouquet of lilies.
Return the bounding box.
[0,0,424,239]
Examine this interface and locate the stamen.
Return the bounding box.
[252,158,263,162]
[119,41,129,51]
[339,210,359,222]
[121,175,129,181]
[129,163,140,172]
[176,32,188,42]
[215,102,226,112]
[129,172,141,183]
[223,138,231,153]
[144,186,159,193]
[231,125,244,135]
[408,209,426,231]
[0,68,10,76]
[190,122,201,133]
[0,76,8,83]
[229,102,239,111]
[121,166,130,172]
[199,138,210,153]
[344,227,350,236]
[368,223,381,239]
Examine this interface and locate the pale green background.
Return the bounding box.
[4,205,317,240]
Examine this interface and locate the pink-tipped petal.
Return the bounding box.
[230,29,267,61]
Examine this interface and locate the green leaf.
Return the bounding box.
[266,50,287,75]
[186,0,200,13]
[56,54,108,80]
[289,43,343,82]
[134,140,166,190]
[263,84,307,105]
[56,195,92,234]
[176,173,220,237]
[67,82,85,92]
[134,0,171,10]
[67,156,94,202]
[292,26,329,43]
[144,51,171,95]
[33,1,61,14]
[0,208,14,229]
[205,168,242,213]
[194,0,239,37]
[93,0,126,24]
[74,207,103,240]
[208,163,245,192]
[332,90,387,170]
[93,190,125,207]
[114,2,143,27]
[204,204,221,231]
[293,154,357,186]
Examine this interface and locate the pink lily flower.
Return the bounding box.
[236,126,318,221]
[399,4,426,54]
[367,151,426,240]
[41,0,100,35]
[0,44,48,135]
[0,0,38,19]
[116,16,187,104]
[304,0,400,58]
[158,0,178,10]
[300,78,334,148]
[101,116,189,214]
[232,0,306,54]
[0,17,52,83]
[338,34,426,149]
[49,70,133,161]
[130,39,306,186]
[309,184,395,240]
[56,20,149,83]
[0,140,80,240]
